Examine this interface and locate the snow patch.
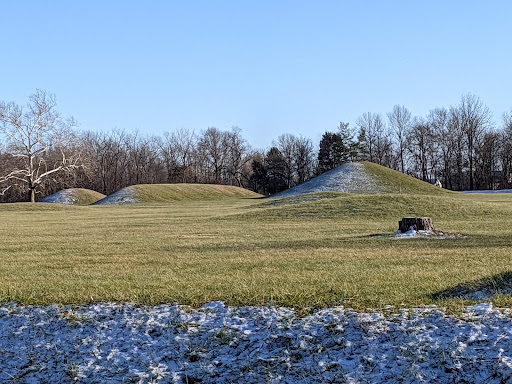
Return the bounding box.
[393,226,465,240]
[93,186,139,205]
[40,189,77,205]
[1,302,512,383]
[373,228,465,240]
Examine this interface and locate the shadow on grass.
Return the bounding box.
[432,271,512,301]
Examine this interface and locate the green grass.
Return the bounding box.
[69,188,106,205]
[1,187,511,312]
[129,183,261,203]
[362,161,453,195]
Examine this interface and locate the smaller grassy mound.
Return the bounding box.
[134,184,261,202]
[363,162,453,195]
[94,184,262,205]
[39,188,106,205]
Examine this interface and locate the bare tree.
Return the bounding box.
[225,127,249,187]
[197,127,228,184]
[387,105,412,174]
[294,135,315,184]
[356,112,393,167]
[408,117,435,181]
[447,107,467,190]
[356,112,379,163]
[125,132,165,185]
[275,134,296,188]
[0,90,81,202]
[160,128,197,183]
[427,108,450,187]
[475,130,501,190]
[500,111,512,189]
[81,129,130,195]
[458,94,492,190]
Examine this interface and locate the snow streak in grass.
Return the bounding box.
[1,302,511,383]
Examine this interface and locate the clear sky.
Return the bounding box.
[1,1,511,149]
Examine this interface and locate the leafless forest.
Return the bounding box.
[1,91,511,202]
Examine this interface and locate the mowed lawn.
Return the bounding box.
[1,192,511,311]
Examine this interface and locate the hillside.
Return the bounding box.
[271,161,451,198]
[39,188,106,205]
[93,184,261,205]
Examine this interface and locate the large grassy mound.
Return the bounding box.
[39,188,106,205]
[271,161,451,199]
[362,162,452,195]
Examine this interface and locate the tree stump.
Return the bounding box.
[398,217,434,233]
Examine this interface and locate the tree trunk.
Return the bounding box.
[398,217,434,233]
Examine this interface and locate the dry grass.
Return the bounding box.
[1,191,511,312]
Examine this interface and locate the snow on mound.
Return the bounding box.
[1,301,512,383]
[93,186,139,205]
[272,162,384,198]
[39,189,77,204]
[39,189,105,205]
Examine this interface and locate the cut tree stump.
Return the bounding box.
[398,217,434,233]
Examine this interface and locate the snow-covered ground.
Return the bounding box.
[272,163,384,198]
[39,189,77,205]
[93,186,139,205]
[1,302,511,383]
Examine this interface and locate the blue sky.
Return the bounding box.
[1,1,511,149]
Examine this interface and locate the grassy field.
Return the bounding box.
[1,184,511,312]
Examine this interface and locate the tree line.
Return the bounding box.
[1,90,511,203]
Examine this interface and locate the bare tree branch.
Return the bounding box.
[0,90,81,202]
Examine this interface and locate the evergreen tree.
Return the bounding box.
[317,123,354,173]
[250,159,268,194]
[264,147,287,194]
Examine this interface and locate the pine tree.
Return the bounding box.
[317,123,354,173]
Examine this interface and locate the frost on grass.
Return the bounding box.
[1,302,512,383]
[93,186,139,205]
[433,272,512,301]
